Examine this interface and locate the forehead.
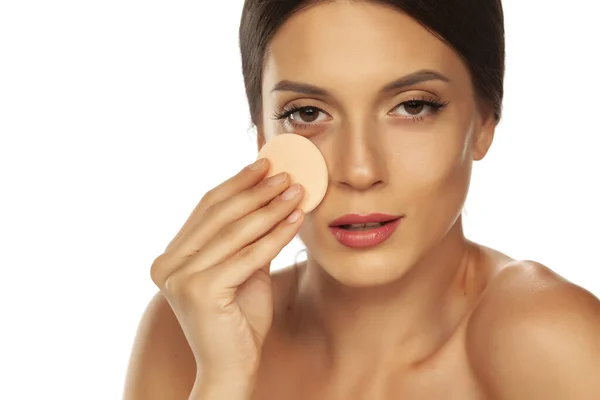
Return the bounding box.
[262,1,471,95]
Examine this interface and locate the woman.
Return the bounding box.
[124,1,600,399]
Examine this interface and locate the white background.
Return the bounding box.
[1,1,598,398]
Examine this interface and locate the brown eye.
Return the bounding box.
[275,105,332,130]
[404,101,424,115]
[388,98,448,122]
[292,107,320,123]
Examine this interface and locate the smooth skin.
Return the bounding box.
[124,2,600,399]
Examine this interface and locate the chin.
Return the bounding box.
[331,256,412,288]
[301,229,420,288]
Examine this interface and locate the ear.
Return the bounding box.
[473,127,494,161]
[473,104,497,161]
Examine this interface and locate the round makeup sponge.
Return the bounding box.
[257,134,328,213]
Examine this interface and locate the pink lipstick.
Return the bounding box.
[328,213,403,248]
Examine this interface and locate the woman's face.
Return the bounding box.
[259,1,496,286]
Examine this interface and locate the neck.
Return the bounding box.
[290,218,483,372]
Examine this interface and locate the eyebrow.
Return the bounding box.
[270,69,450,96]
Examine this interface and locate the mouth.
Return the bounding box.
[328,213,403,248]
[329,213,402,229]
[335,220,397,231]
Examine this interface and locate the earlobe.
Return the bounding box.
[473,128,495,161]
[473,105,496,161]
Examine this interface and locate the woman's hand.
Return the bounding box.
[150,158,304,388]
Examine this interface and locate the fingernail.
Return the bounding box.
[281,184,300,200]
[266,172,287,186]
[248,158,267,170]
[286,209,302,223]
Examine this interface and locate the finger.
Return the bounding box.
[164,171,292,259]
[164,158,269,252]
[194,208,304,292]
[152,172,293,287]
[180,184,304,273]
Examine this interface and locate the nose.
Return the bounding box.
[329,121,388,191]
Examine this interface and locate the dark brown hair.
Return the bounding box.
[239,0,505,126]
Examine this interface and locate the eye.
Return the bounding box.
[288,106,327,124]
[272,105,330,130]
[398,100,426,116]
[390,98,448,120]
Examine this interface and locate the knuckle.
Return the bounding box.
[265,195,288,214]
[263,232,281,250]
[267,223,292,247]
[200,189,217,208]
[166,272,210,304]
[203,199,224,220]
[201,185,228,209]
[218,218,241,241]
[149,254,168,287]
[163,273,181,294]
[179,278,204,303]
[239,243,260,263]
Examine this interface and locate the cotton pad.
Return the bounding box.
[257,134,328,213]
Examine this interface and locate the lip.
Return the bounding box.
[328,213,403,249]
[329,213,401,227]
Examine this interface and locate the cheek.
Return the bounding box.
[387,128,472,200]
[297,189,331,242]
[297,214,320,253]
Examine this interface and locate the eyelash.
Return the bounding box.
[272,97,450,130]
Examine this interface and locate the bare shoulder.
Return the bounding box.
[466,260,600,400]
[123,291,197,400]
